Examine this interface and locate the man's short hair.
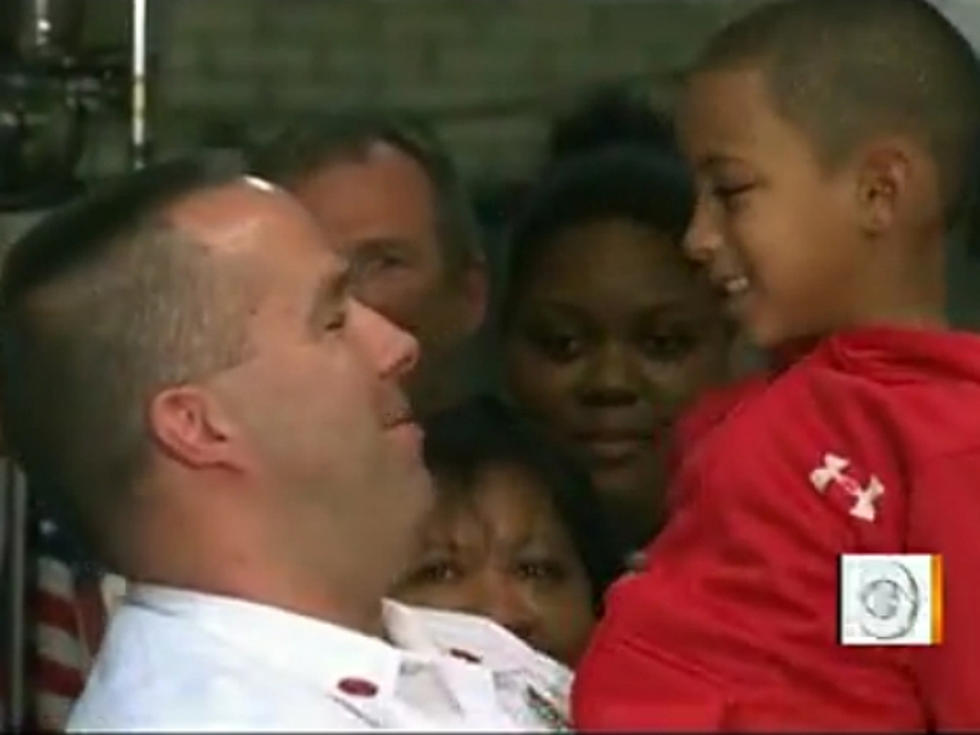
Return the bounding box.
[247,112,482,280]
[695,0,980,229]
[0,158,249,560]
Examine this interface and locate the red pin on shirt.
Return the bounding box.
[337,677,378,697]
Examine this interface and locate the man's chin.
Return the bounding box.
[386,420,425,457]
[394,459,436,510]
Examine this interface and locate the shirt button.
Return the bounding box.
[337,677,378,697]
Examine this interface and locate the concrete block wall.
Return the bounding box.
[145,0,769,181]
[6,0,980,323]
[67,0,980,325]
[68,0,980,184]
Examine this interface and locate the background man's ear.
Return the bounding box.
[148,385,246,471]
[458,260,489,337]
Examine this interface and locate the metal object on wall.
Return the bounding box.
[0,0,85,60]
[0,2,147,729]
[1,461,28,731]
[0,0,130,211]
[0,65,84,210]
[131,0,148,170]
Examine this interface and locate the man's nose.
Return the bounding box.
[350,300,419,380]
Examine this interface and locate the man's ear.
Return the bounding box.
[148,385,246,471]
[854,139,915,236]
[457,259,489,337]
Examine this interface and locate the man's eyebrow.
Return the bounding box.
[352,236,416,255]
[358,234,414,247]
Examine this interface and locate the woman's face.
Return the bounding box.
[504,219,730,543]
[392,462,595,666]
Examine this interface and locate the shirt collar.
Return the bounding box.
[393,602,572,726]
[128,585,426,704]
[389,601,568,683]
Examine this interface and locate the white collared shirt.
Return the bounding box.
[66,585,571,731]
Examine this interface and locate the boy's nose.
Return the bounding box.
[683,203,722,264]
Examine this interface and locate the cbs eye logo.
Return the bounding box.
[839,554,941,646]
[856,560,919,640]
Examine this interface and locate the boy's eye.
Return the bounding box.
[712,183,754,210]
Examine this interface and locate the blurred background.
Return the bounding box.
[2,2,980,728]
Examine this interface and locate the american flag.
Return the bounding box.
[23,515,124,730]
[1,462,125,731]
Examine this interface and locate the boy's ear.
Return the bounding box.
[853,139,915,236]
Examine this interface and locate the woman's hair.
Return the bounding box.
[503,143,694,327]
[423,395,625,609]
[546,84,675,163]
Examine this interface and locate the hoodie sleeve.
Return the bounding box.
[907,450,980,730]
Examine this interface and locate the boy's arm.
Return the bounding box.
[907,452,980,730]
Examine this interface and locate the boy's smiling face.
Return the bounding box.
[678,67,866,348]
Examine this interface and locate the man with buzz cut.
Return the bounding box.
[0,158,569,731]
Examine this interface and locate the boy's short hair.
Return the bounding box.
[422,395,625,609]
[503,143,693,326]
[247,112,483,280]
[695,0,980,229]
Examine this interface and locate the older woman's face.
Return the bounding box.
[392,462,595,666]
[504,218,730,545]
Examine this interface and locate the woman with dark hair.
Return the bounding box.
[392,396,623,667]
[501,142,734,559]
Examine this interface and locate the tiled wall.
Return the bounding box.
[16,0,980,324]
[145,0,767,180]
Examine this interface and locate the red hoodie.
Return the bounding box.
[573,327,980,731]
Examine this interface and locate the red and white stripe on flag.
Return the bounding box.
[31,555,109,731]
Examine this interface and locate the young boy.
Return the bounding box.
[572,0,980,730]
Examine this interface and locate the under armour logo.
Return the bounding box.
[809,453,884,522]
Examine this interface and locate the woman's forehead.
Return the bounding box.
[426,464,566,540]
[519,242,712,317]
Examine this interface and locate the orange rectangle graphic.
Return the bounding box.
[931,554,943,645]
